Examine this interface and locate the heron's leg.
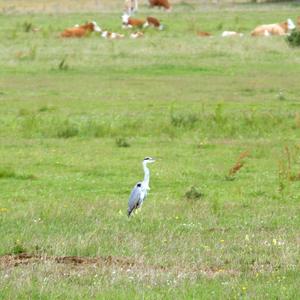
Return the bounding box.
[132,202,140,216]
[136,201,143,215]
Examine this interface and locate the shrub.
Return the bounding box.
[286,30,300,47]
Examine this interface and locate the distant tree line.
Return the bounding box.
[250,0,294,3]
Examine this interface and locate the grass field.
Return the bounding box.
[1,1,300,299]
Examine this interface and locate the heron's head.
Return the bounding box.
[143,157,155,164]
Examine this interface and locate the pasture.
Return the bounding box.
[0,1,300,298]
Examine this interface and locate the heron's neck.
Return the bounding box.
[142,162,150,188]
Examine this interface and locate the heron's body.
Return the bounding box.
[127,157,155,217]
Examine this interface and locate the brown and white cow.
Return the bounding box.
[145,17,164,30]
[251,19,295,37]
[130,31,144,39]
[61,21,101,38]
[122,15,146,28]
[122,14,163,30]
[101,31,125,40]
[149,0,172,11]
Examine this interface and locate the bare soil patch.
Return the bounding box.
[0,253,164,270]
[0,253,239,279]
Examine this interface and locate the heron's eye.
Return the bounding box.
[137,183,142,187]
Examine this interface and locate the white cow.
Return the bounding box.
[222,31,244,37]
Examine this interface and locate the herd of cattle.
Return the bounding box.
[59,0,300,40]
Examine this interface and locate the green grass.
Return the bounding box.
[0,2,300,299]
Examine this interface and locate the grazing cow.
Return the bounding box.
[61,21,101,38]
[222,31,243,37]
[130,31,144,39]
[122,14,145,28]
[124,0,138,15]
[197,31,212,37]
[101,31,125,39]
[149,0,172,11]
[128,17,146,27]
[251,18,295,36]
[145,16,164,30]
[122,14,164,30]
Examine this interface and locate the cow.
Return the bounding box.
[197,31,212,37]
[222,31,243,37]
[130,31,144,39]
[251,18,295,37]
[128,17,146,27]
[149,0,172,11]
[122,14,163,30]
[122,14,144,28]
[61,21,101,38]
[145,17,164,30]
[101,31,125,39]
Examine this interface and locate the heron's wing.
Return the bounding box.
[127,185,142,216]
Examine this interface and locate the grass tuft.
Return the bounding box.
[0,167,36,180]
[22,21,33,32]
[184,186,203,200]
[58,57,69,71]
[38,105,56,113]
[115,137,130,148]
[56,120,79,138]
[11,241,27,255]
[170,112,199,129]
[15,45,37,61]
[226,151,250,180]
[279,146,300,182]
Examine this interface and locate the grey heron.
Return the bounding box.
[127,157,155,217]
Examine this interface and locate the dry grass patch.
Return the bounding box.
[0,253,240,281]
